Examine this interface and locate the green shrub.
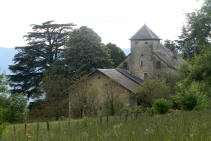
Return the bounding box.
[0,107,7,137]
[181,93,197,110]
[135,79,171,107]
[6,94,28,123]
[146,107,155,116]
[153,98,172,114]
[174,82,208,111]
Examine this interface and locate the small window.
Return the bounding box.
[141,61,143,67]
[123,62,128,70]
[156,61,161,69]
[144,73,148,79]
[98,76,101,79]
[135,41,138,45]
[141,54,144,56]
[145,41,148,44]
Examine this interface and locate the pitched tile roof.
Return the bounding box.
[153,45,184,69]
[97,69,143,92]
[130,24,160,40]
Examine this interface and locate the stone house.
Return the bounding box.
[86,25,182,106]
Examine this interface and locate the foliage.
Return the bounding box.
[173,81,208,111]
[189,46,211,87]
[132,105,143,117]
[0,95,8,131]
[6,94,28,123]
[63,26,113,80]
[41,61,71,120]
[165,71,187,95]
[69,76,99,118]
[152,98,172,114]
[178,0,211,59]
[164,40,180,53]
[135,79,171,106]
[2,110,211,140]
[9,21,75,98]
[0,72,8,94]
[172,45,211,111]
[103,79,124,116]
[0,122,6,137]
[28,99,48,121]
[146,107,155,116]
[0,93,27,124]
[105,43,126,67]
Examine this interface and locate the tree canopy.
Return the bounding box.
[178,0,211,59]
[63,26,113,80]
[9,21,75,98]
[105,43,126,67]
[0,72,8,94]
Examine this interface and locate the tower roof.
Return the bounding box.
[130,24,160,40]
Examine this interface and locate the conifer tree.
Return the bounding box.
[9,21,75,98]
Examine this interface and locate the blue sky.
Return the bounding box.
[0,0,203,49]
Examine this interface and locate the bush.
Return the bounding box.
[6,94,28,123]
[135,79,171,107]
[181,93,197,110]
[146,107,155,116]
[153,98,172,114]
[173,82,208,111]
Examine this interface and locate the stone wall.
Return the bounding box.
[87,71,137,107]
[118,39,177,81]
[128,40,160,79]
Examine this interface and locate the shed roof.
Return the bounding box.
[97,69,142,92]
[130,24,160,40]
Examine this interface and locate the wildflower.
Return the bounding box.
[26,133,32,139]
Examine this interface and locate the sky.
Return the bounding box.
[0,0,203,49]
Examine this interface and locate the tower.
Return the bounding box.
[128,25,161,79]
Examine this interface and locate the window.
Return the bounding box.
[141,61,143,67]
[135,41,138,45]
[144,73,148,79]
[123,62,128,70]
[156,61,161,69]
[145,41,148,44]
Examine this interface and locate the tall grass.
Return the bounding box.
[1,110,211,141]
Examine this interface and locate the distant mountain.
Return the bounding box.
[122,48,130,56]
[0,47,16,74]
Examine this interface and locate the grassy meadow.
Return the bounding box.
[1,110,211,141]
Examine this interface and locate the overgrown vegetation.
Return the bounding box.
[0,72,28,136]
[0,1,209,139]
[2,110,211,141]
